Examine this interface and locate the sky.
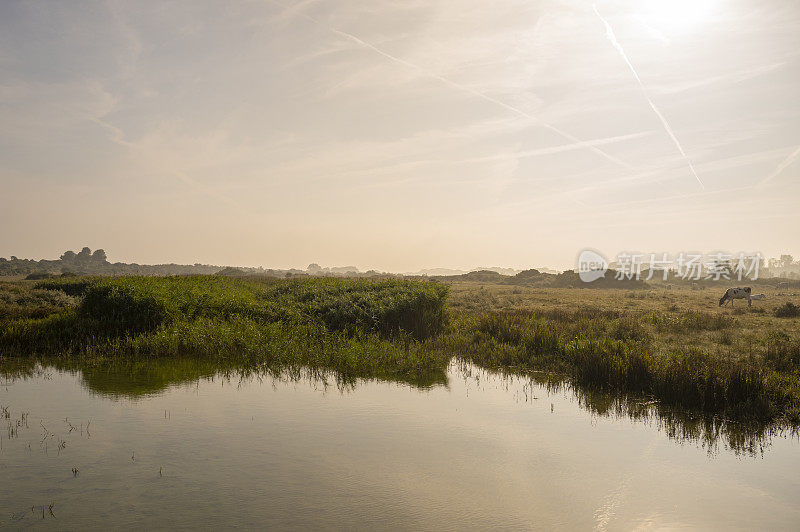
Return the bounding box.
[1,0,798,272]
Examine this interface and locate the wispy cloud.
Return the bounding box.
[272,0,633,169]
[500,145,796,215]
[652,62,787,96]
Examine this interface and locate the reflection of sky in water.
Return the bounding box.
[1,361,799,529]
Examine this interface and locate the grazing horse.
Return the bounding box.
[719,287,752,307]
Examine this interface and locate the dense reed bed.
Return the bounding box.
[33,275,448,339]
[0,276,450,384]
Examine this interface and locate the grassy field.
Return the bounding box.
[446,281,800,361]
[1,275,799,425]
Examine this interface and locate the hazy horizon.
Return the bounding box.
[2,0,798,272]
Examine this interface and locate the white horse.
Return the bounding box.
[719,287,752,307]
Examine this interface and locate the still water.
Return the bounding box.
[1,359,799,530]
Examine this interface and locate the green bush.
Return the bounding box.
[81,284,173,333]
[33,275,449,341]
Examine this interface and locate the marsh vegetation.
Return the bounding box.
[1,275,799,427]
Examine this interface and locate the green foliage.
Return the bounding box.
[0,276,450,385]
[81,284,173,334]
[68,276,448,340]
[296,278,449,340]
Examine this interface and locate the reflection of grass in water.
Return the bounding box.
[455,361,797,458]
[0,351,447,400]
[4,356,791,456]
[572,385,793,457]
[72,348,448,398]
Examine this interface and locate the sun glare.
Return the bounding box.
[641,0,718,32]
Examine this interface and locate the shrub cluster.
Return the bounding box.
[0,285,78,320]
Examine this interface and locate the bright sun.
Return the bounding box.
[641,0,718,33]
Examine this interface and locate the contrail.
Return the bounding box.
[329,28,632,168]
[593,4,705,189]
[758,145,800,187]
[458,130,653,164]
[272,0,632,168]
[349,131,654,189]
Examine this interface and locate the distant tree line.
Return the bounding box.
[3,247,798,283]
[0,247,224,278]
[0,248,393,279]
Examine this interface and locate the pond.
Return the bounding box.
[1,359,799,529]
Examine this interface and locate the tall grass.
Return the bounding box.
[60,276,449,340]
[453,310,799,422]
[34,277,97,297]
[0,283,78,320]
[1,276,450,386]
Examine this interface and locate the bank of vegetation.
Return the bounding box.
[1,276,449,384]
[1,275,799,424]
